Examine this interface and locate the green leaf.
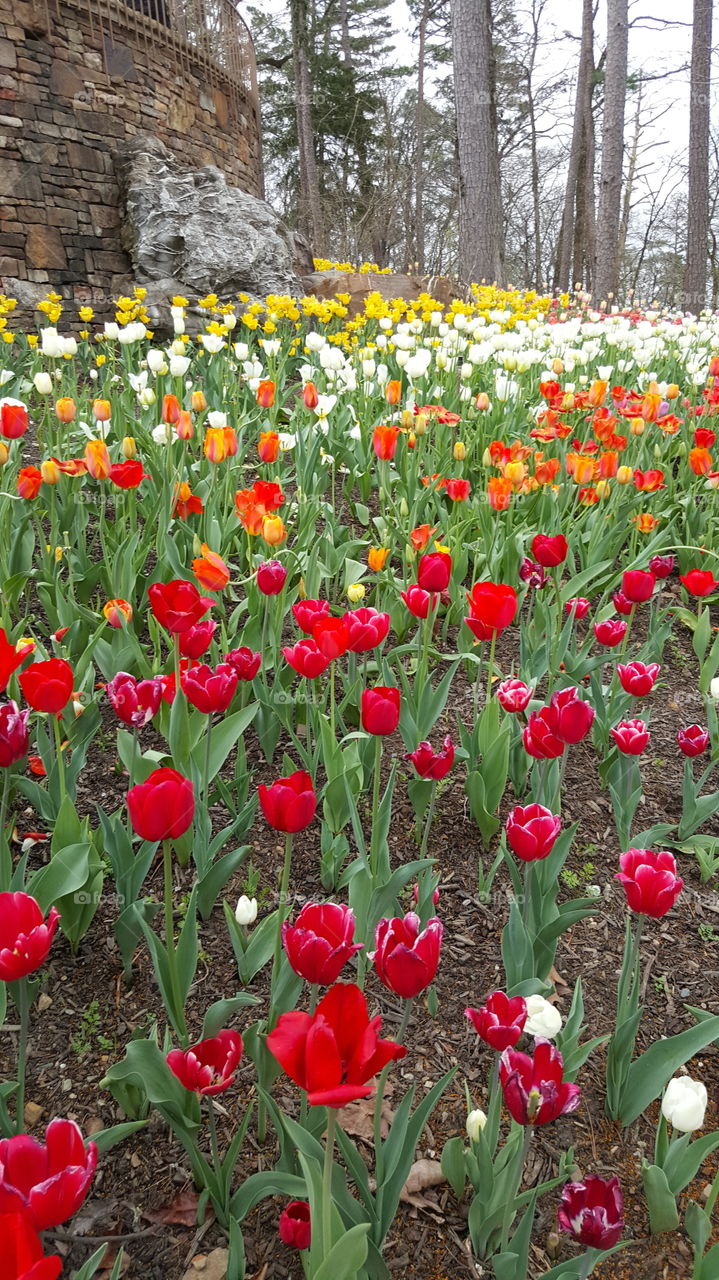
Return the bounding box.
[641,1161,680,1233]
[313,1224,370,1280]
[663,1130,719,1196]
[440,1135,466,1198]
[90,1120,148,1153]
[25,843,91,911]
[201,994,260,1039]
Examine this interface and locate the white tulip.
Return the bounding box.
[151,422,174,444]
[40,328,63,357]
[138,387,156,407]
[305,331,326,352]
[662,1076,707,1132]
[466,1109,487,1142]
[233,342,250,360]
[146,348,166,374]
[524,994,563,1039]
[169,355,190,377]
[235,895,258,926]
[709,677,719,701]
[33,372,53,395]
[207,411,227,429]
[103,322,119,340]
[200,333,225,354]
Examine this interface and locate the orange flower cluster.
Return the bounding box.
[235,480,286,545]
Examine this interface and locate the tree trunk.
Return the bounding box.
[450,0,504,283]
[290,0,325,253]
[594,0,628,302]
[555,0,594,292]
[616,72,643,284]
[684,0,713,312]
[415,0,429,272]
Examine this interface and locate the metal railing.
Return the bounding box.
[51,0,259,122]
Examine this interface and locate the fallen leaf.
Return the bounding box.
[183,1248,228,1280]
[338,1085,394,1141]
[400,1158,447,1210]
[144,1190,214,1228]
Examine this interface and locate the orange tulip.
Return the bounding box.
[410,524,436,551]
[262,515,286,546]
[93,399,111,422]
[162,393,181,424]
[55,398,76,423]
[173,482,204,520]
[641,393,661,422]
[373,424,400,461]
[0,442,8,467]
[258,431,280,464]
[572,456,597,485]
[689,447,713,476]
[303,382,319,409]
[587,380,608,407]
[534,457,561,485]
[176,410,194,440]
[579,486,599,506]
[191,390,207,413]
[476,392,490,411]
[503,460,527,489]
[368,546,390,571]
[599,451,618,479]
[257,379,275,408]
[204,427,227,464]
[633,469,664,492]
[17,466,42,499]
[385,380,402,405]
[85,439,111,480]
[634,512,659,534]
[103,598,133,628]
[487,476,513,511]
[192,544,230,591]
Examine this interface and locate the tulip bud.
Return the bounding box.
[453,441,467,461]
[666,383,679,399]
[616,465,632,484]
[414,412,429,436]
[191,390,207,413]
[630,418,645,436]
[476,392,490,411]
[710,677,719,701]
[33,371,53,395]
[466,1109,487,1142]
[661,1076,708,1132]
[551,358,564,376]
[139,388,156,407]
[347,583,365,604]
[398,497,409,517]
[235,895,258,926]
[595,478,611,499]
[0,441,8,467]
[93,399,111,422]
[401,409,414,430]
[40,459,59,485]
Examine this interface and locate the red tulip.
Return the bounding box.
[649,554,675,579]
[162,393,181,424]
[17,468,42,500]
[522,707,565,758]
[401,585,433,619]
[593,618,627,647]
[19,659,74,715]
[372,424,400,461]
[505,804,561,861]
[0,702,29,767]
[617,662,660,696]
[500,1039,580,1126]
[225,647,262,681]
[283,638,330,678]
[680,569,719,597]
[257,560,287,596]
[677,724,710,757]
[292,599,331,634]
[465,991,527,1051]
[312,617,350,661]
[342,608,390,653]
[361,686,400,735]
[282,902,362,985]
[406,735,454,780]
[565,597,590,619]
[370,912,443,998]
[181,663,238,714]
[178,619,217,659]
[558,1175,624,1248]
[0,630,33,695]
[621,569,655,604]
[126,768,195,842]
[519,558,549,590]
[104,672,163,728]
[266,981,406,1107]
[148,580,213,634]
[279,1200,311,1250]
[0,1119,98,1230]
[615,848,683,917]
[166,1030,243,1096]
[610,718,649,754]
[0,401,29,439]
[0,1208,62,1279]
[612,590,634,616]
[496,678,534,713]
[158,660,198,706]
[550,686,595,743]
[417,551,452,593]
[465,582,517,641]
[303,381,319,409]
[257,379,275,409]
[108,461,145,490]
[0,893,59,981]
[258,770,316,833]
[531,534,568,567]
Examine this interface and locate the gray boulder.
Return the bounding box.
[115,134,303,299]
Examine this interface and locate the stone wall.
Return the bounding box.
[0,0,263,316]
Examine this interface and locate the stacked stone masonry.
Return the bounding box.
[0,0,263,315]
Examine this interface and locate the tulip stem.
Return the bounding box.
[12,977,31,1133]
[203,717,213,805]
[485,628,498,707]
[322,1108,337,1258]
[0,768,11,890]
[206,1097,226,1212]
[373,998,413,1188]
[52,713,66,804]
[419,782,437,861]
[162,838,187,1045]
[369,736,383,881]
[329,662,336,740]
[578,1249,598,1280]
[268,833,293,1031]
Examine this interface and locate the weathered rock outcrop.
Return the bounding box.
[115,134,303,300]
